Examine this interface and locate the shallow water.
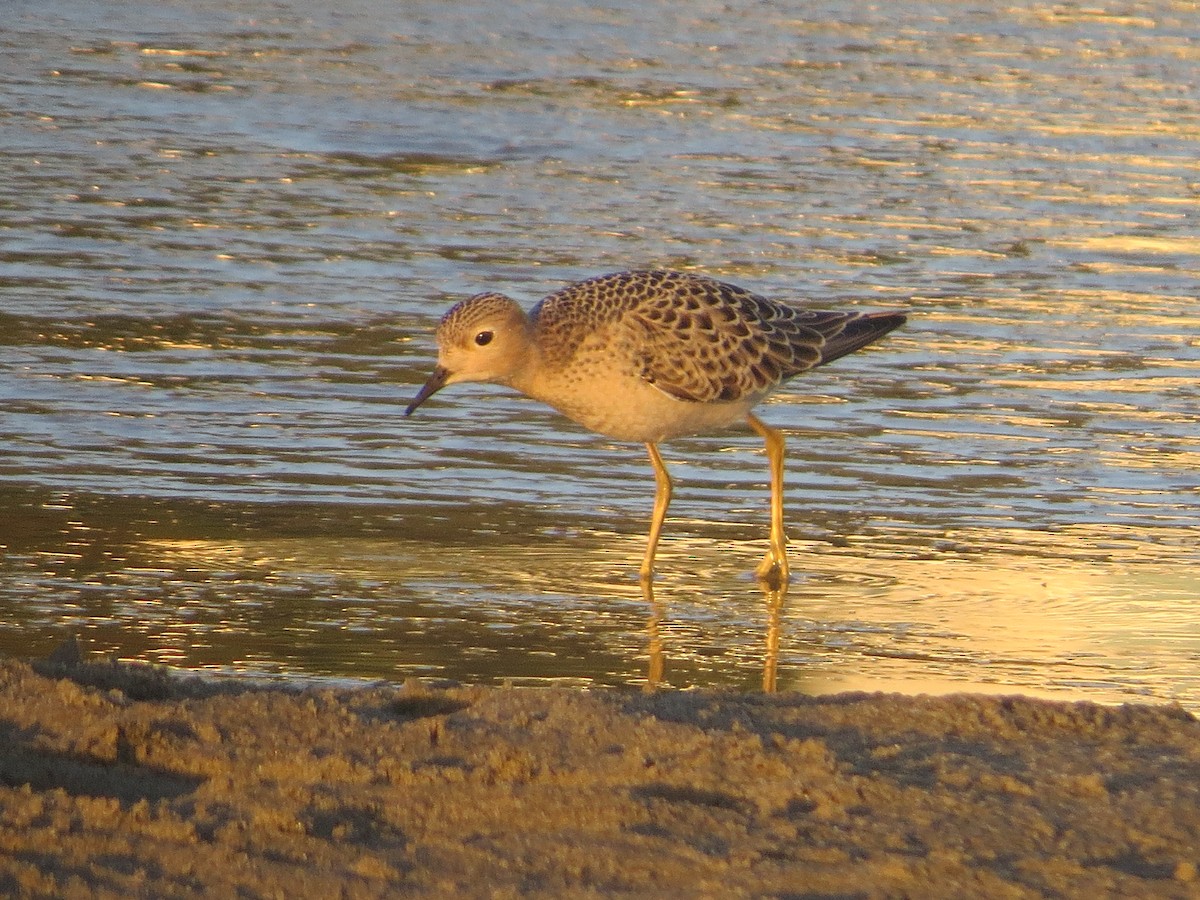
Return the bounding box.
[2,1,1197,708]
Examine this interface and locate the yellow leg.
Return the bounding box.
[640,442,672,583]
[747,413,790,585]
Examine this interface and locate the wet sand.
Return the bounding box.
[2,647,1198,899]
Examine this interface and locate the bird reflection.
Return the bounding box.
[643,583,665,691]
[761,580,785,693]
[642,576,787,693]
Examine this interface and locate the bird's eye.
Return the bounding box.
[474,330,494,346]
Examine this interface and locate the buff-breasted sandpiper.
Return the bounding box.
[406,270,906,584]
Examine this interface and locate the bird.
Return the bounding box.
[405,270,905,584]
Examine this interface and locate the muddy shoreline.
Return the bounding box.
[1,650,1198,898]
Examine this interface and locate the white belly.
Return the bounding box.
[518,368,756,443]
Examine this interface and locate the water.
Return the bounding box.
[2,0,1197,708]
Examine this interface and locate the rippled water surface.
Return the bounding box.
[2,1,1197,708]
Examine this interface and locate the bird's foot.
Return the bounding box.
[755,552,790,589]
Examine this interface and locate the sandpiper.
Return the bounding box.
[406,270,905,584]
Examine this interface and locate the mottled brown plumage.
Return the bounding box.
[531,270,894,405]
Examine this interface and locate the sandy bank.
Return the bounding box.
[1,650,1198,898]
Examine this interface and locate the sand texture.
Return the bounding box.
[1,651,1198,898]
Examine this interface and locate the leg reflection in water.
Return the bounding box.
[761,581,785,694]
[641,578,787,694]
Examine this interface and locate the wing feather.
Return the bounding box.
[532,271,905,404]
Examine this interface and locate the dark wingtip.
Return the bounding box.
[818,310,907,366]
